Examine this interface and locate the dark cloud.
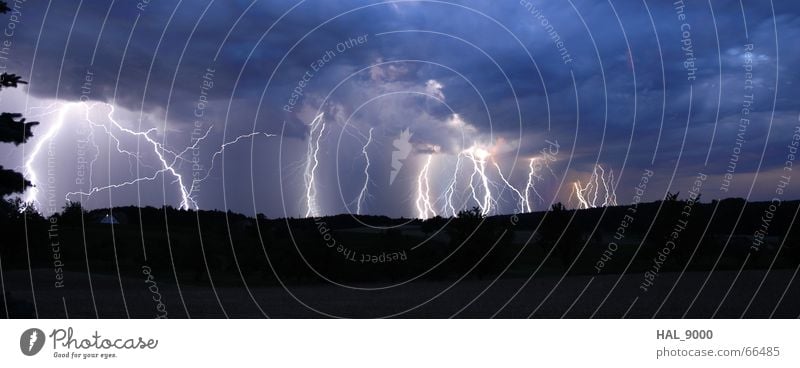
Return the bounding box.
[2,0,799,216]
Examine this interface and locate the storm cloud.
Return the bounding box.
[1,0,798,217]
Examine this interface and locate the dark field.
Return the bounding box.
[2,198,799,318]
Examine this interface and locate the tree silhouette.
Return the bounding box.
[0,4,38,201]
[0,167,31,198]
[0,78,36,198]
[541,201,576,267]
[0,73,27,88]
[58,201,86,223]
[0,112,38,145]
[665,191,680,201]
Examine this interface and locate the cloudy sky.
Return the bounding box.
[0,0,798,218]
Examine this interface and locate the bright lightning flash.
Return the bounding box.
[573,164,617,209]
[304,113,325,218]
[463,146,493,216]
[415,154,436,219]
[22,101,272,211]
[355,127,374,215]
[493,160,526,214]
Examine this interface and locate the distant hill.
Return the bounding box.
[1,198,798,286]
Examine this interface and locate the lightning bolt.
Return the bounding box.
[415,154,436,219]
[101,104,195,209]
[598,165,609,207]
[22,101,98,206]
[463,146,492,216]
[28,330,37,352]
[603,167,617,206]
[591,165,601,208]
[572,164,617,209]
[574,180,591,209]
[466,156,481,212]
[21,100,272,212]
[304,113,325,218]
[64,121,212,208]
[183,131,276,209]
[441,152,463,217]
[493,160,526,214]
[523,158,546,213]
[63,103,211,209]
[23,102,78,207]
[355,128,373,215]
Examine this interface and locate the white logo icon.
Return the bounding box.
[390,128,413,185]
[20,328,45,356]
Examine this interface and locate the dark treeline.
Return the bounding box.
[1,196,798,287]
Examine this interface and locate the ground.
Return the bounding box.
[2,268,798,318]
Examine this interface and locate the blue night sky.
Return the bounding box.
[0,0,798,218]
